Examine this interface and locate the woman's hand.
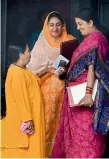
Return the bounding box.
[21,120,34,134]
[26,120,34,134]
[55,66,66,75]
[37,62,49,78]
[79,94,93,107]
[79,64,94,107]
[59,67,66,75]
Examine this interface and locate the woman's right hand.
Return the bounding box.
[26,120,34,134]
[37,62,49,77]
[21,120,34,134]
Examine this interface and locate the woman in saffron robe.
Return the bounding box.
[1,36,45,158]
[52,8,109,158]
[27,11,76,157]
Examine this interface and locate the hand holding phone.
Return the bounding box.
[54,66,65,75]
[58,60,67,67]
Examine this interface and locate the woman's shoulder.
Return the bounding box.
[93,31,107,41]
[7,65,25,77]
[86,31,108,47]
[95,32,109,49]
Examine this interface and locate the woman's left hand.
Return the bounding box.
[79,94,93,107]
[58,67,66,75]
[83,94,93,107]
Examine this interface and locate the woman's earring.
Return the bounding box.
[90,24,93,27]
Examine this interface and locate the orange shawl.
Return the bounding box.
[43,11,74,48]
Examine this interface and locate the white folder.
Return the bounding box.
[67,80,98,107]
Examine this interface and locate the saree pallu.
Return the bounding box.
[52,31,109,158]
[41,71,65,157]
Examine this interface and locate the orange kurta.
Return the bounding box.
[1,65,45,158]
[41,72,65,157]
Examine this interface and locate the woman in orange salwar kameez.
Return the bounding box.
[27,11,75,157]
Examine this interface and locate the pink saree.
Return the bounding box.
[52,31,109,158]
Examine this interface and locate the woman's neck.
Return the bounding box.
[51,35,61,43]
[52,37,60,44]
[90,26,99,34]
[13,62,26,69]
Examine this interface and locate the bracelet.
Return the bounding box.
[86,86,92,90]
[86,91,92,94]
[86,88,92,92]
[86,90,92,94]
[86,89,92,92]
[86,86,93,93]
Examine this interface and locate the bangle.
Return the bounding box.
[86,86,92,90]
[86,90,92,94]
[86,88,92,93]
[86,88,92,92]
[86,92,92,95]
[86,89,92,92]
[86,87,92,90]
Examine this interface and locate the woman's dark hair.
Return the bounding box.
[48,12,64,25]
[1,34,29,119]
[75,8,109,42]
[7,35,29,65]
[75,8,100,29]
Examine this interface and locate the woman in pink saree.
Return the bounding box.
[52,8,109,158]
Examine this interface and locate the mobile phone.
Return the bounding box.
[58,60,67,67]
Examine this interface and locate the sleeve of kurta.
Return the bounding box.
[12,71,32,122]
[35,75,41,86]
